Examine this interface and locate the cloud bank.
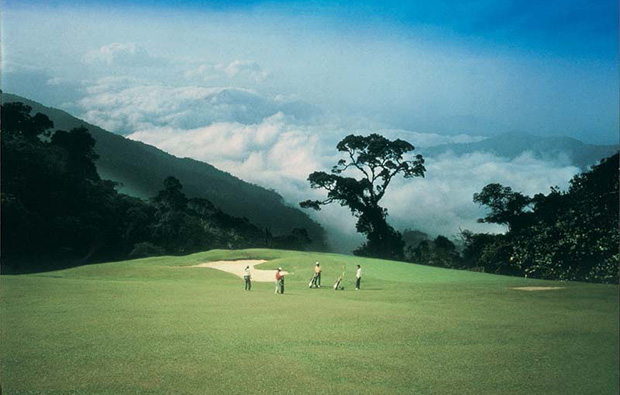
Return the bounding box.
[71,79,581,252]
[84,43,157,66]
[77,79,321,134]
[185,60,269,83]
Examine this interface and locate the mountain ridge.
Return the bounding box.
[420,131,617,169]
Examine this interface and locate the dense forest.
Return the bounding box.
[405,153,619,283]
[1,102,311,273]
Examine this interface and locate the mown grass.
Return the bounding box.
[1,249,617,394]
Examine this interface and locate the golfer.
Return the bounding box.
[275,267,285,294]
[244,265,252,291]
[355,265,362,290]
[310,262,322,288]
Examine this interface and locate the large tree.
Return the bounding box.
[300,134,425,259]
[473,183,533,232]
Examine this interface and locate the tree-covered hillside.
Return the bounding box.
[1,102,315,272]
[1,93,326,250]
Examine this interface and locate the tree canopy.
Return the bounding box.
[300,133,425,259]
[469,154,619,283]
[473,183,533,232]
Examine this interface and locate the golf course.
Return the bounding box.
[1,249,617,394]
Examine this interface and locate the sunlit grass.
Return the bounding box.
[1,249,617,394]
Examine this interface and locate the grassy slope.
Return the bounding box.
[1,249,617,394]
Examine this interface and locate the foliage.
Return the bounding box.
[1,102,313,272]
[269,228,313,251]
[401,228,430,250]
[471,154,619,283]
[2,102,123,266]
[406,235,462,269]
[2,102,54,140]
[128,242,166,258]
[3,93,327,251]
[300,134,425,259]
[460,231,520,275]
[473,183,533,232]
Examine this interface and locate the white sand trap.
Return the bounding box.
[512,286,565,291]
[189,260,288,282]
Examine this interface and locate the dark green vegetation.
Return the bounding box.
[301,134,425,260]
[1,249,617,394]
[421,131,617,170]
[1,93,326,249]
[470,153,619,283]
[1,102,313,272]
[406,154,619,283]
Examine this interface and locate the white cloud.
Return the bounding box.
[225,60,269,81]
[84,43,164,67]
[46,77,68,86]
[384,151,579,238]
[185,60,269,83]
[78,79,322,133]
[126,112,327,173]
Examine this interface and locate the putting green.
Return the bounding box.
[1,249,617,394]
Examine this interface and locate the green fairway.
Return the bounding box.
[1,249,617,394]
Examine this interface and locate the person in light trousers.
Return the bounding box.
[244,265,252,291]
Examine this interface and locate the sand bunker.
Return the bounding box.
[188,260,288,282]
[511,286,565,291]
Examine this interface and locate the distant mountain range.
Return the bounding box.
[420,132,617,169]
[3,93,326,249]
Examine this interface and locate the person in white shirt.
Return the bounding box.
[244,265,252,291]
[355,265,362,290]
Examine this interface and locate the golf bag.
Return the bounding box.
[275,277,284,294]
[333,273,345,290]
[309,274,319,288]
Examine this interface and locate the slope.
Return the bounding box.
[2,93,326,248]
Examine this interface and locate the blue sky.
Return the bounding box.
[3,0,617,143]
[7,0,617,57]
